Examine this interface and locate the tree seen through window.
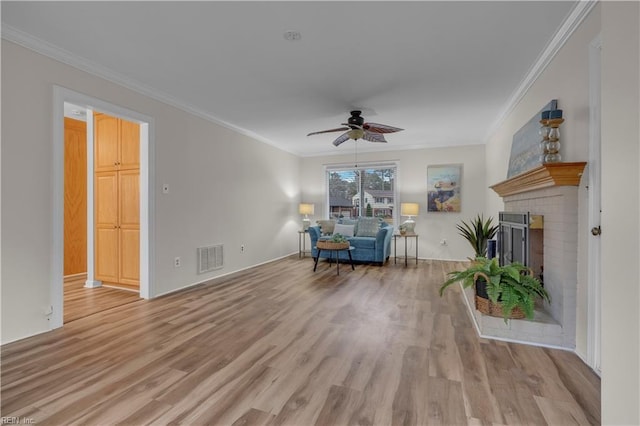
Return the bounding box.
[327,166,396,223]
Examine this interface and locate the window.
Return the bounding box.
[326,163,397,225]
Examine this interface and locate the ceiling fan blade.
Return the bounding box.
[363,131,388,143]
[363,123,403,134]
[307,127,350,136]
[332,132,351,146]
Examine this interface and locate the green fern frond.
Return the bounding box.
[439,256,551,322]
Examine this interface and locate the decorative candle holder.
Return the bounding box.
[539,110,551,163]
[545,109,564,163]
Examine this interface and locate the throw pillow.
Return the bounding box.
[333,223,355,237]
[356,217,381,237]
[339,218,359,235]
[316,220,336,235]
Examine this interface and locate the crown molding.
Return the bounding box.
[1,25,296,155]
[485,0,599,142]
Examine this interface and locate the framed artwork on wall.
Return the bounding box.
[507,99,557,178]
[427,164,462,212]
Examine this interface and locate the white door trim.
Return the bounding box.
[587,34,602,374]
[84,108,99,289]
[52,86,155,328]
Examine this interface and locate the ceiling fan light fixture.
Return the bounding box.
[283,30,302,41]
[307,110,403,147]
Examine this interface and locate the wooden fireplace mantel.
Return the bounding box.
[490,162,587,197]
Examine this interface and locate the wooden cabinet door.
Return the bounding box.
[95,171,119,282]
[119,119,140,170]
[95,227,119,283]
[119,229,139,286]
[94,113,119,172]
[95,172,118,227]
[119,170,139,227]
[118,170,139,287]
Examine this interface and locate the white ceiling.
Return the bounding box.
[2,1,579,157]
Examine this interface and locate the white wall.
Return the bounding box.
[1,40,301,344]
[299,144,486,261]
[485,5,600,360]
[601,2,640,424]
[485,3,640,423]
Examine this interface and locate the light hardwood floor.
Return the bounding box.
[64,275,141,323]
[2,258,600,425]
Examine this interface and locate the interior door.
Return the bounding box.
[63,117,87,276]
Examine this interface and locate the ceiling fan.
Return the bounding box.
[307,110,403,146]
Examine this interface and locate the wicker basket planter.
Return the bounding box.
[474,274,527,319]
[316,241,349,250]
[474,295,526,319]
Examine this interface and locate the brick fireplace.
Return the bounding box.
[461,162,586,348]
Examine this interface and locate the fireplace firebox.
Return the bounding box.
[498,212,544,284]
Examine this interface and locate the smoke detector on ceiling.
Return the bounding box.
[283,30,302,41]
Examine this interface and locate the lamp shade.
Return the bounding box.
[299,203,315,216]
[401,202,419,217]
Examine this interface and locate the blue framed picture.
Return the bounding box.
[427,164,462,212]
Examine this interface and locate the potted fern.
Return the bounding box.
[440,257,550,322]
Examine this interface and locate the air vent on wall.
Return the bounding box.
[198,244,223,274]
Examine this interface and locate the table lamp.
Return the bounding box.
[400,202,419,234]
[299,203,315,230]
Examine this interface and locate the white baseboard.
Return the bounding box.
[84,280,102,288]
[154,252,297,299]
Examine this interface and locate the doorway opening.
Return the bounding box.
[63,104,142,323]
[53,87,154,329]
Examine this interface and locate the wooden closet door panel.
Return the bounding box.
[119,170,139,227]
[119,229,139,287]
[93,113,141,289]
[95,172,118,226]
[95,170,119,283]
[94,113,119,172]
[95,227,118,283]
[119,169,139,287]
[119,119,140,170]
[64,117,87,276]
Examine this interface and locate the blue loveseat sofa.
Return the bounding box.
[308,218,393,266]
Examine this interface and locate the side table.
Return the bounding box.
[393,233,419,266]
[298,230,310,258]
